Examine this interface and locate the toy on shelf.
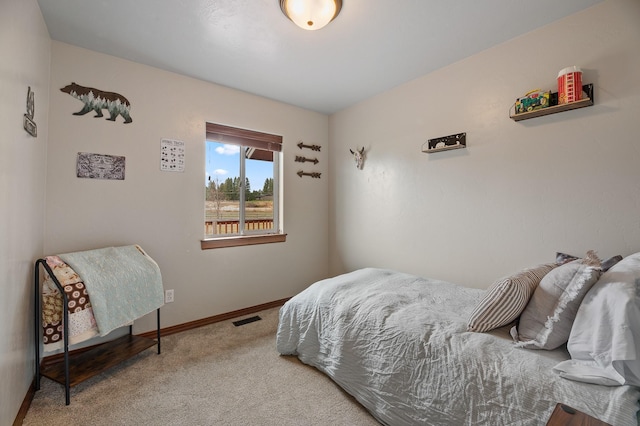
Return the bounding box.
[515,89,550,114]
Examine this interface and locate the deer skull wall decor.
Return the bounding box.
[350,147,365,170]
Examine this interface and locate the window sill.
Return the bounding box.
[201,233,287,250]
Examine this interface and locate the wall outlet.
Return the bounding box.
[164,289,174,303]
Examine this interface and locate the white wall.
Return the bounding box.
[0,0,50,423]
[329,0,640,288]
[45,42,329,333]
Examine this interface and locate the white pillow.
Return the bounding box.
[553,252,640,386]
[512,252,602,350]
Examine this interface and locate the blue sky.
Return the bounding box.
[205,141,273,191]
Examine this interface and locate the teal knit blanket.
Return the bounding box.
[59,245,163,336]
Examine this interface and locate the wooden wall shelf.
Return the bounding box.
[423,145,466,153]
[422,132,466,153]
[510,84,593,122]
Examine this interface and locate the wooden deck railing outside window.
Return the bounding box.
[204,219,274,236]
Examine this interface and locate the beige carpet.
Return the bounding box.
[23,307,379,425]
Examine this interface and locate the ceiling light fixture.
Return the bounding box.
[280,0,342,31]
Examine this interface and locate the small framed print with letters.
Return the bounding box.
[160,138,185,172]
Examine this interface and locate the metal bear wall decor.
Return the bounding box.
[60,82,133,124]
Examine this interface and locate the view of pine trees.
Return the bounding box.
[206,177,274,202]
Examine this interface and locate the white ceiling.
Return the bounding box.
[36,0,602,115]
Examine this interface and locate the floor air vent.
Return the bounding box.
[233,315,262,327]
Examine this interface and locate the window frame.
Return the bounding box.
[202,123,286,250]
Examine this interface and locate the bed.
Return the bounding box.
[276,255,640,425]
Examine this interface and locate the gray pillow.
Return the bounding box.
[556,251,621,271]
[555,252,579,265]
[601,255,623,271]
[512,251,602,350]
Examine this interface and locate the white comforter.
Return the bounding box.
[276,268,640,426]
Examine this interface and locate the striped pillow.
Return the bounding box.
[467,263,557,332]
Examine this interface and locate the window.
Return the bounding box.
[203,123,285,249]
